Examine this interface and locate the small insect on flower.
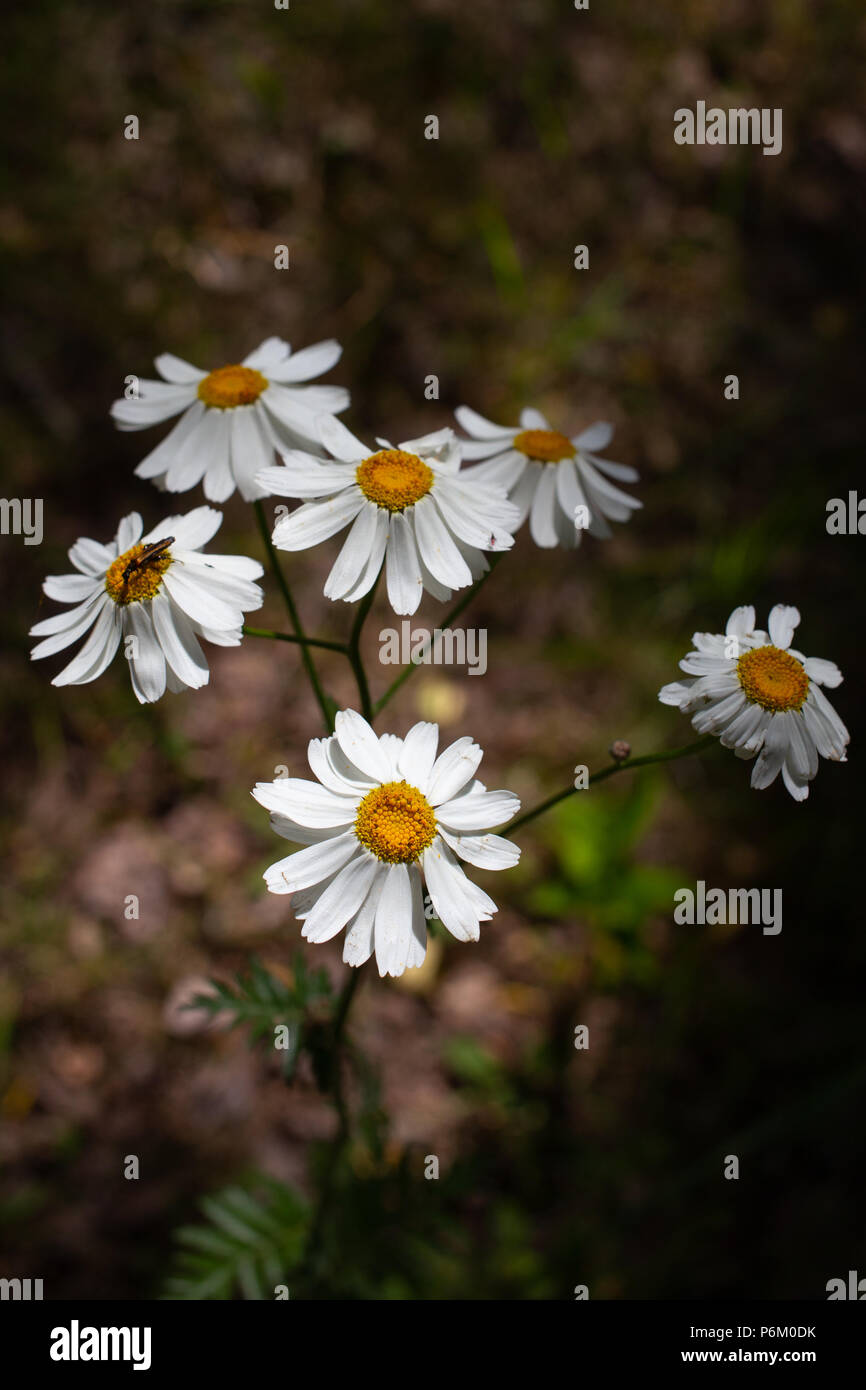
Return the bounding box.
[30,507,264,703]
[117,536,175,602]
[659,604,850,801]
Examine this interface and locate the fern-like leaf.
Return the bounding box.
[163,1177,308,1301]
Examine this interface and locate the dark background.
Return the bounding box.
[0,0,864,1299]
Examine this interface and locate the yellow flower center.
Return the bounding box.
[354,780,437,864]
[736,645,809,713]
[355,449,434,512]
[104,542,173,605]
[513,428,575,463]
[197,364,268,409]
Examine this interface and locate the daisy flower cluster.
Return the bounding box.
[30,326,851,975]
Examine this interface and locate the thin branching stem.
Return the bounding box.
[243,625,348,654]
[504,734,716,838]
[347,575,379,722]
[253,500,334,733]
[372,554,503,716]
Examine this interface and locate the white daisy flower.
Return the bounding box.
[30,506,264,704]
[257,419,519,616]
[253,709,521,977]
[454,405,641,548]
[659,604,850,801]
[110,337,350,502]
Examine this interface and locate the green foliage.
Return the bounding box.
[528,778,684,987]
[191,955,332,1080]
[163,1177,308,1301]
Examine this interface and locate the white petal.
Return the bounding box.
[803,656,843,688]
[781,764,810,801]
[267,338,342,383]
[726,606,756,638]
[307,734,376,796]
[116,513,144,552]
[555,458,589,532]
[421,838,481,942]
[162,564,246,630]
[458,438,510,461]
[342,872,385,967]
[125,604,167,703]
[69,536,114,575]
[575,457,641,517]
[805,685,849,760]
[385,513,424,615]
[767,605,800,649]
[334,708,392,783]
[749,714,788,790]
[252,777,356,828]
[374,864,415,977]
[165,409,222,494]
[427,736,483,805]
[146,506,222,551]
[438,827,520,870]
[31,592,104,657]
[41,573,103,605]
[377,733,403,781]
[786,710,818,780]
[342,506,389,602]
[454,405,513,440]
[437,789,520,831]
[690,689,747,734]
[258,455,352,499]
[111,382,195,429]
[529,465,559,548]
[51,601,121,686]
[509,467,539,527]
[718,701,768,753]
[242,336,291,370]
[155,353,206,384]
[271,490,364,551]
[175,552,263,610]
[434,477,518,544]
[301,853,380,944]
[399,427,457,458]
[584,452,639,484]
[316,414,369,462]
[405,868,428,970]
[133,401,206,479]
[573,421,614,451]
[397,721,439,792]
[658,679,693,707]
[519,407,551,430]
[323,503,380,601]
[263,832,358,894]
[412,497,473,589]
[151,591,209,690]
[227,404,275,501]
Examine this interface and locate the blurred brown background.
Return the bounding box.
[0,0,864,1298]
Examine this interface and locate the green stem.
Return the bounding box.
[347,576,379,722]
[243,625,347,655]
[301,971,361,1274]
[253,500,334,733]
[372,554,502,717]
[504,735,716,839]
